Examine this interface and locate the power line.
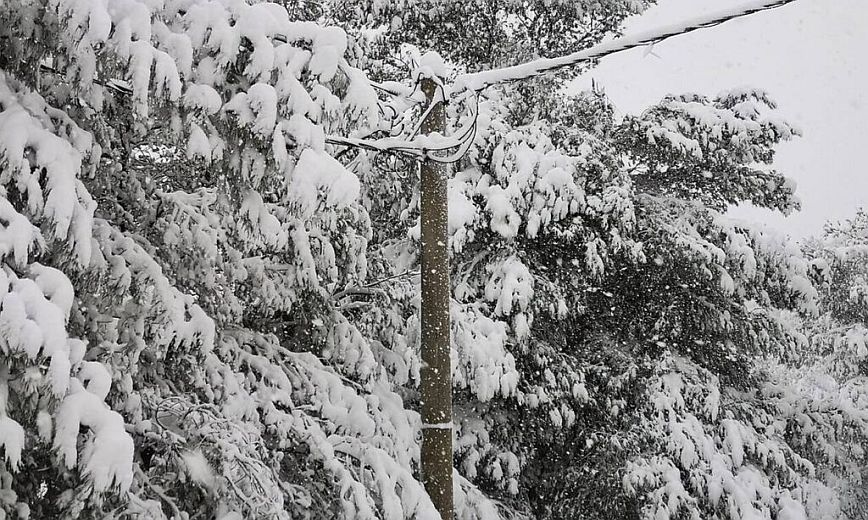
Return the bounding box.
[455,0,802,93]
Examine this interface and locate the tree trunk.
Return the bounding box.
[419,75,453,519]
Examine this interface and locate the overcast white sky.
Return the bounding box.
[571,0,868,239]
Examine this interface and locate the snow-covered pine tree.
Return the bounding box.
[0,1,479,518]
[809,209,868,378]
[332,4,868,520]
[795,211,868,519]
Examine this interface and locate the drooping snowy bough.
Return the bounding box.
[0,0,451,517]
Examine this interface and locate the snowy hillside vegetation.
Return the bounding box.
[0,0,864,519]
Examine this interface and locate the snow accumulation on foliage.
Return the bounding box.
[0,0,864,519]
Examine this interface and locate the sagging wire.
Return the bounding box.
[406,82,446,140]
[369,75,431,142]
[326,88,481,164]
[421,92,480,164]
[380,91,479,162]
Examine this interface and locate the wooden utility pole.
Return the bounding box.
[419,73,453,519]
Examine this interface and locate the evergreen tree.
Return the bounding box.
[0,1,450,517]
[336,5,868,518]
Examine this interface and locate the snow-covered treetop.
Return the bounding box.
[621,89,799,213]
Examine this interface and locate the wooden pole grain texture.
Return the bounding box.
[419,75,453,519]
